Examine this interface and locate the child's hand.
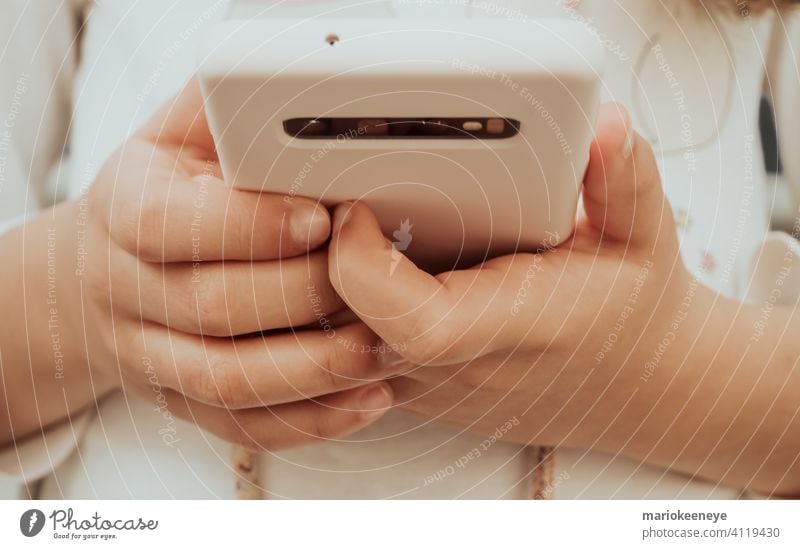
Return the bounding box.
[77,80,395,449]
[327,103,694,452]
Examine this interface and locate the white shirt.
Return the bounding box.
[1,0,799,499]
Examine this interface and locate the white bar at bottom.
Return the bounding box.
[1,500,798,548]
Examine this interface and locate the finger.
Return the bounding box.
[105,146,330,261]
[582,102,675,250]
[164,382,393,451]
[116,248,344,336]
[108,77,331,261]
[138,77,216,154]
[329,202,447,358]
[143,322,412,409]
[329,202,516,365]
[159,250,344,336]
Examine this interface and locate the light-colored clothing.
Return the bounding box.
[2,0,799,499]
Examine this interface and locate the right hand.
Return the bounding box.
[75,79,399,449]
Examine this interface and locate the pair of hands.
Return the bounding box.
[77,79,692,454]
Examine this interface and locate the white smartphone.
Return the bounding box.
[198,16,604,271]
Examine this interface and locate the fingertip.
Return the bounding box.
[584,103,635,200]
[332,200,382,236]
[289,199,331,250]
[583,103,670,247]
[593,102,634,163]
[331,201,355,235]
[330,201,388,261]
[358,382,394,420]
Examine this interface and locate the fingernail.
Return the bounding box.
[290,203,330,247]
[332,202,354,235]
[622,126,635,159]
[359,384,392,417]
[377,347,409,370]
[619,106,635,159]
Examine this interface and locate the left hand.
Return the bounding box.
[327,103,703,452]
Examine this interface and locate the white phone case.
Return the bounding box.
[198,17,604,270]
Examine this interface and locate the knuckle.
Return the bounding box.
[114,198,166,260]
[211,364,245,408]
[184,367,218,406]
[194,274,232,336]
[190,354,242,407]
[251,203,277,244]
[222,210,251,256]
[84,259,110,305]
[223,196,264,257]
[109,209,141,256]
[315,339,352,392]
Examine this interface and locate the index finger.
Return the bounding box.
[105,78,331,261]
[110,159,331,262]
[138,76,216,155]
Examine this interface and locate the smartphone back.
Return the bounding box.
[199,18,604,270]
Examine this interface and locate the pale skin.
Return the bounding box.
[1,80,798,496]
[328,104,800,497]
[0,80,400,452]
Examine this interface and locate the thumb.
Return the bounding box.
[582,102,675,250]
[137,76,216,156]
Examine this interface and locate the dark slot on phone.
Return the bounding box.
[283,117,520,139]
